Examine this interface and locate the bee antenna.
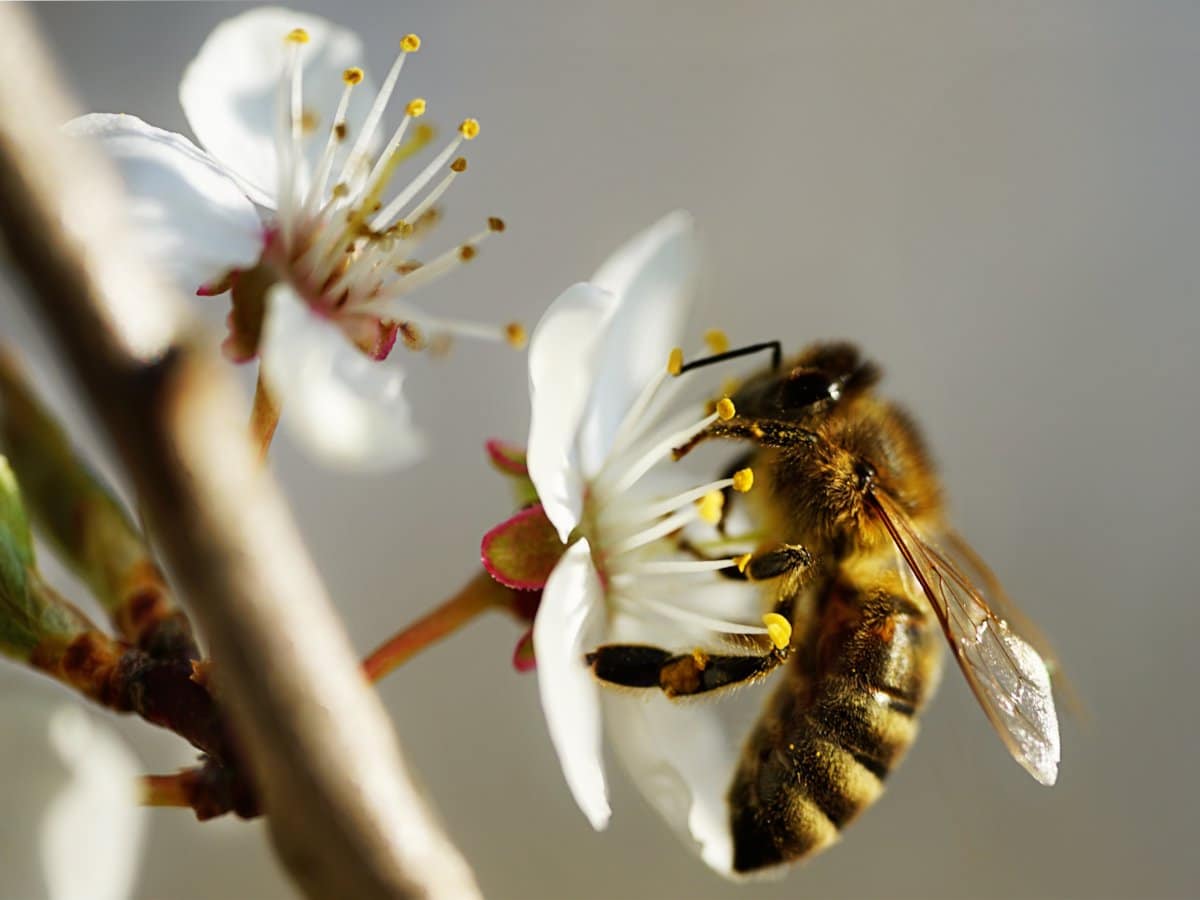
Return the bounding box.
[678,340,782,375]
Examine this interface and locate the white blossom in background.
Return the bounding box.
[0,693,144,900]
[525,211,772,874]
[67,7,521,470]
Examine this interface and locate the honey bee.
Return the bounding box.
[588,340,1060,873]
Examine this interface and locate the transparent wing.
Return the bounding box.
[872,492,1060,786]
[944,531,1086,722]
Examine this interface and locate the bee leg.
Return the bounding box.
[588,644,789,697]
[587,548,810,697]
[740,544,815,583]
[677,540,814,584]
[673,419,817,460]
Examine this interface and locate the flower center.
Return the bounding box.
[576,341,771,639]
[268,27,523,350]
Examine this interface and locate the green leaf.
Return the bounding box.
[0,356,174,631]
[0,456,39,654]
[0,453,32,577]
[0,457,89,658]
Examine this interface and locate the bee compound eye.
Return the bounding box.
[780,370,836,409]
[854,460,877,490]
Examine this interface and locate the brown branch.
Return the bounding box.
[0,8,480,899]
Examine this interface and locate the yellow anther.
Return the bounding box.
[763,613,792,651]
[732,553,752,573]
[716,397,736,420]
[343,67,364,85]
[667,347,684,376]
[488,216,506,232]
[505,323,527,349]
[401,33,421,52]
[406,98,427,117]
[696,491,725,525]
[732,468,754,493]
[458,118,480,140]
[704,328,730,355]
[450,157,468,173]
[458,245,477,261]
[286,27,310,44]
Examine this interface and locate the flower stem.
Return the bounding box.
[250,368,281,461]
[140,760,259,819]
[141,772,193,808]
[363,570,515,683]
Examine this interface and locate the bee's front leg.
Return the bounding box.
[673,418,818,460]
[680,540,815,586]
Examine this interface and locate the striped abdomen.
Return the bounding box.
[729,575,942,873]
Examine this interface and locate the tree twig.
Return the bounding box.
[0,8,480,899]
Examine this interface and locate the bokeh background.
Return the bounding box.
[3,2,1197,897]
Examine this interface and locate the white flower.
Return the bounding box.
[526,211,772,875]
[0,690,145,900]
[66,7,520,470]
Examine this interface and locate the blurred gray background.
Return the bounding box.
[3,1,1197,897]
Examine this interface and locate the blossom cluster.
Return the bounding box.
[27,5,782,890]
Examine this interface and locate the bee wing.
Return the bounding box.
[943,531,1086,721]
[872,492,1061,786]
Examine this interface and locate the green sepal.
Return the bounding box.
[485,440,539,507]
[481,504,564,591]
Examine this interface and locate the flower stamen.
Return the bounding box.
[614,592,769,636]
[277,30,309,244]
[602,472,749,526]
[334,34,420,192]
[371,124,479,230]
[695,490,724,525]
[604,408,722,497]
[704,328,730,355]
[397,156,465,231]
[618,558,738,576]
[304,69,363,213]
[369,220,503,297]
[763,613,792,650]
[607,507,699,556]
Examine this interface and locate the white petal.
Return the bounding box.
[63,114,263,294]
[603,687,737,876]
[0,695,144,900]
[180,7,375,206]
[532,539,611,830]
[526,282,614,541]
[579,211,698,473]
[260,283,426,471]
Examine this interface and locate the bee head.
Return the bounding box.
[728,341,880,423]
[783,401,940,545]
